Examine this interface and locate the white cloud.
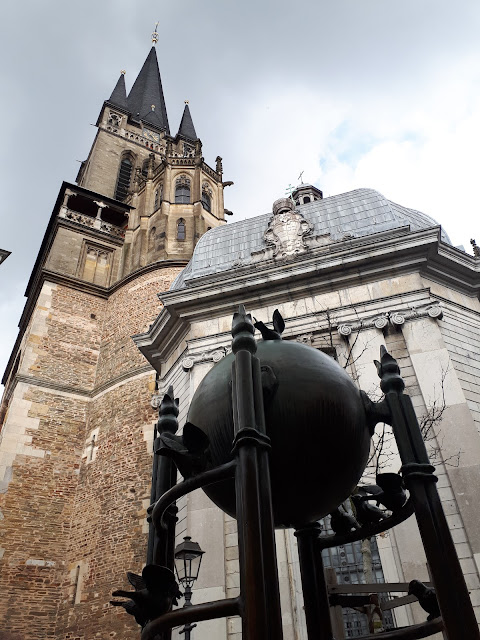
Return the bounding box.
[2,0,480,385]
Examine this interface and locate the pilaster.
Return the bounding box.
[402,317,480,587]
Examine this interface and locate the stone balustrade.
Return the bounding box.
[59,208,125,239]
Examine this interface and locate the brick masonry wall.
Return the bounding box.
[94,267,182,389]
[55,374,157,639]
[0,264,182,638]
[0,386,88,639]
[18,282,106,392]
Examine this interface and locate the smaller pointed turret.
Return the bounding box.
[177,102,198,141]
[108,72,128,110]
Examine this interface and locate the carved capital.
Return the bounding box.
[338,324,353,338]
[336,302,443,335]
[181,346,230,371]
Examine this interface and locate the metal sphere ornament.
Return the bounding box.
[187,310,373,528]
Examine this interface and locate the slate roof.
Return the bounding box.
[127,47,170,133]
[177,104,198,141]
[171,188,451,290]
[108,73,128,110]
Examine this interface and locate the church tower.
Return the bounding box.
[0,31,228,640]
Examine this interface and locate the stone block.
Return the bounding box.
[188,506,225,591]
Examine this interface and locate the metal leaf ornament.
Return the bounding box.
[156,422,210,479]
[408,580,440,621]
[111,565,182,628]
[254,309,285,340]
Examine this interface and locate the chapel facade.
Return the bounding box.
[136,192,480,640]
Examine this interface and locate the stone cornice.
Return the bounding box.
[148,298,446,379]
[160,226,434,313]
[134,227,479,370]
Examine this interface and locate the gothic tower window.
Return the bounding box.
[115,155,134,201]
[177,218,186,240]
[175,177,190,204]
[201,182,213,213]
[201,190,211,213]
[154,184,162,211]
[149,226,156,251]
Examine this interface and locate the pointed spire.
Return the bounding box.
[108,71,127,110]
[177,102,198,141]
[127,47,169,133]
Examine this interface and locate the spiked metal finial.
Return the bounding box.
[374,345,405,394]
[232,305,256,355]
[157,386,179,434]
[152,22,159,44]
[120,69,126,75]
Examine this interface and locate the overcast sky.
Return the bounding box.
[1,0,480,385]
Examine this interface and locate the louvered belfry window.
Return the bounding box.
[115,158,132,201]
[175,177,190,204]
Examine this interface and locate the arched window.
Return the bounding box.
[303,196,311,204]
[177,218,186,240]
[201,190,212,213]
[154,185,162,211]
[115,156,133,201]
[175,177,190,204]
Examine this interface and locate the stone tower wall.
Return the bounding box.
[0,265,182,639]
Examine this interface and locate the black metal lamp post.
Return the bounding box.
[174,536,205,639]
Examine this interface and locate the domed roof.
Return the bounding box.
[171,188,450,290]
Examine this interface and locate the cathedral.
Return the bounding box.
[1,34,480,640]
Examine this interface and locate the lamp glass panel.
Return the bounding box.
[190,553,202,580]
[175,555,187,582]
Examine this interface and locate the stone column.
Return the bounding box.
[93,200,107,229]
[59,188,74,217]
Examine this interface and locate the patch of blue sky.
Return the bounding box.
[326,120,378,165]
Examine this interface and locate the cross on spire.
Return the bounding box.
[285,184,295,201]
[152,22,159,44]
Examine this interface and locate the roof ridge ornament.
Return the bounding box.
[252,198,314,261]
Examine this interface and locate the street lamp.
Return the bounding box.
[174,536,205,639]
